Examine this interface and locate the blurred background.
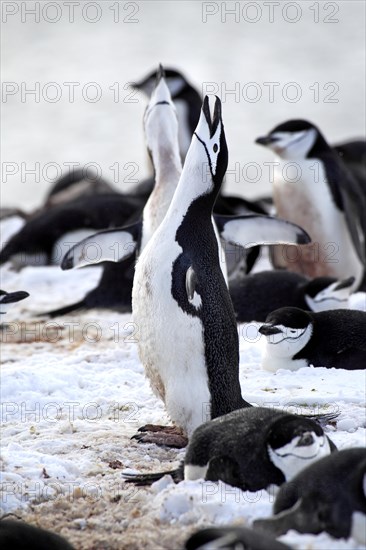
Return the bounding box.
[2,0,365,210]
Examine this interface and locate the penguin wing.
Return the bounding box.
[324,153,366,263]
[213,214,311,248]
[205,455,245,490]
[61,222,141,270]
[185,266,198,301]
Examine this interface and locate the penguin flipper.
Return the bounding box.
[213,214,311,248]
[186,266,197,301]
[206,455,244,489]
[1,291,29,304]
[122,467,183,486]
[61,222,141,270]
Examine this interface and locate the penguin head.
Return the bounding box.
[256,119,330,160]
[133,67,190,100]
[304,276,355,312]
[143,65,179,162]
[267,415,330,481]
[184,95,228,198]
[259,307,313,358]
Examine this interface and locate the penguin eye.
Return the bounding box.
[290,329,297,334]
[213,144,218,153]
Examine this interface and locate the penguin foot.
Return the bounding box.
[131,426,188,448]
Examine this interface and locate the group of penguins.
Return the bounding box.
[1,66,366,549]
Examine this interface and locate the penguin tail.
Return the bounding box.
[40,299,86,318]
[122,467,183,486]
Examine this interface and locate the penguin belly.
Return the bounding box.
[272,161,363,283]
[132,239,210,437]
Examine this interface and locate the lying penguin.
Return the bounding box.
[0,289,29,318]
[259,307,366,371]
[253,448,366,545]
[230,271,355,322]
[0,519,74,550]
[185,526,293,550]
[123,407,336,491]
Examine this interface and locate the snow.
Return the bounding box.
[1,234,365,548]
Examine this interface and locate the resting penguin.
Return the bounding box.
[230,271,355,322]
[0,289,29,318]
[259,306,366,371]
[253,448,366,545]
[0,193,144,268]
[185,526,293,550]
[255,119,366,290]
[124,407,336,490]
[0,519,74,550]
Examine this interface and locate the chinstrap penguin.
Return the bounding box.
[253,448,366,545]
[230,271,355,322]
[130,96,312,446]
[256,119,366,290]
[259,306,366,371]
[124,407,336,490]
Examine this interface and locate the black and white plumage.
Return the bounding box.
[185,526,293,550]
[259,306,366,371]
[0,193,144,268]
[0,289,29,317]
[131,96,312,440]
[256,119,366,290]
[49,67,184,317]
[0,519,74,550]
[254,448,366,544]
[124,407,336,491]
[230,271,355,322]
[132,66,202,164]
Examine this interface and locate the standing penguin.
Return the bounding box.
[256,120,366,290]
[131,97,312,446]
[254,448,366,545]
[259,306,366,371]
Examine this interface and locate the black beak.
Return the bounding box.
[156,63,165,84]
[297,432,314,447]
[202,95,221,138]
[255,135,280,146]
[258,325,282,336]
[2,291,30,304]
[334,276,355,291]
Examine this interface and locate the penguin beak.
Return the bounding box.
[255,135,280,146]
[201,95,221,139]
[258,324,282,336]
[1,291,29,304]
[296,432,315,447]
[334,276,355,291]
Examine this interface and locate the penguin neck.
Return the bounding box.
[308,132,332,158]
[165,160,220,231]
[152,144,182,198]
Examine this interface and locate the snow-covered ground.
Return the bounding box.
[1,243,365,549]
